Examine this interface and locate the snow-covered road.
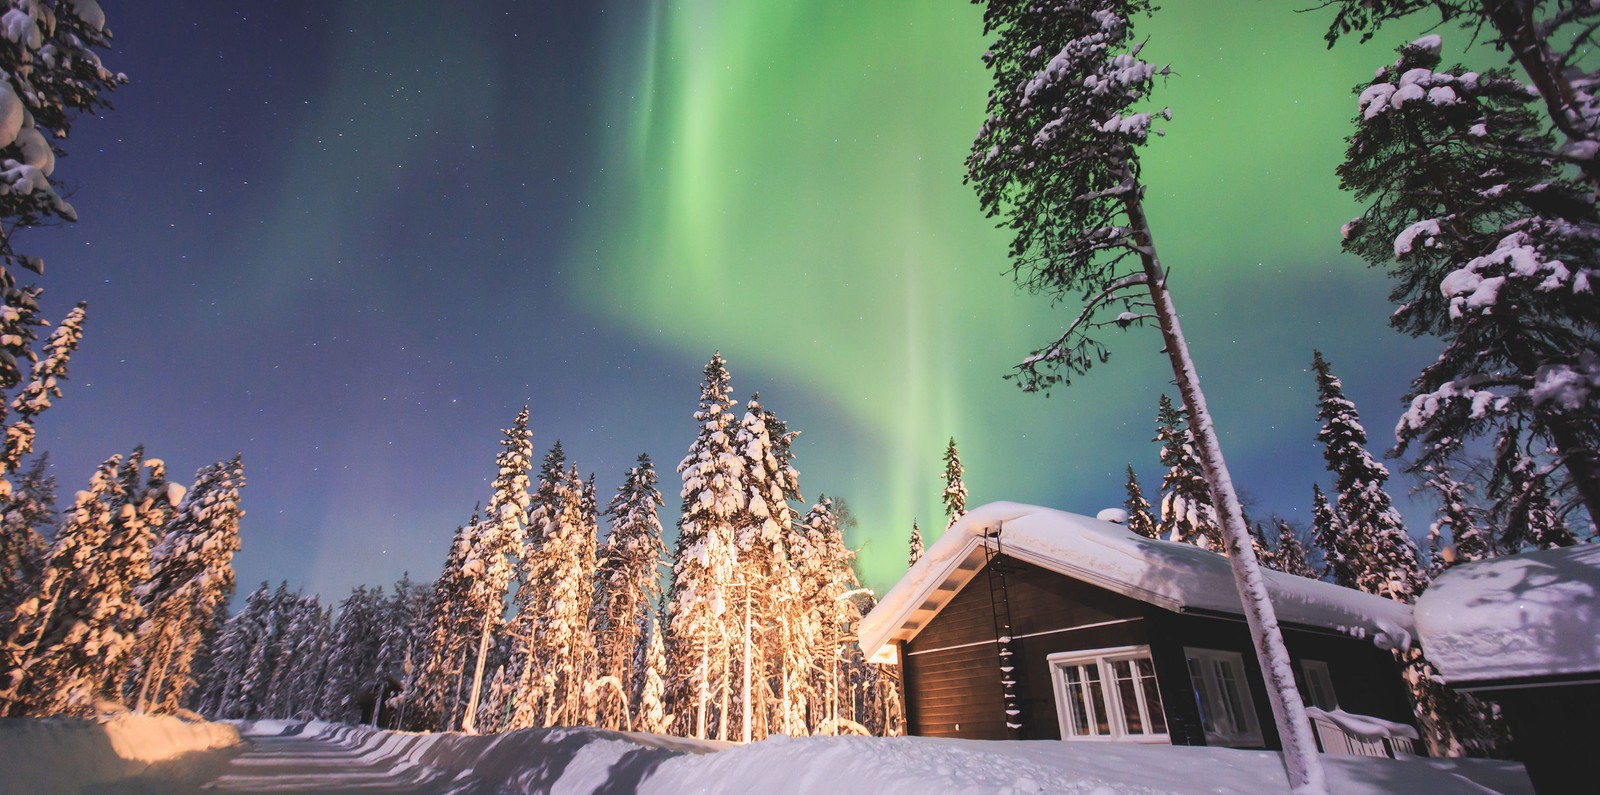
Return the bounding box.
[204,732,442,793]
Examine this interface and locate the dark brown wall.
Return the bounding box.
[902,555,1147,739]
[901,554,1416,748]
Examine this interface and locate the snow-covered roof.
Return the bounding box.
[859,502,1415,663]
[1414,542,1600,685]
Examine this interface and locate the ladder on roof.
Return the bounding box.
[983,527,1023,738]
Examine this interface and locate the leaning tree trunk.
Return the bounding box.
[1125,191,1328,794]
[459,615,493,734]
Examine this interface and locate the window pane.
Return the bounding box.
[1214,659,1249,735]
[1187,657,1216,733]
[1137,658,1166,734]
[1085,663,1111,736]
[1114,661,1144,734]
[1063,665,1090,735]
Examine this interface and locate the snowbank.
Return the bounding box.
[0,711,239,791]
[861,502,1417,660]
[210,722,1530,795]
[638,735,1529,795]
[1415,542,1600,684]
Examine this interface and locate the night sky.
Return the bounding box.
[30,2,1456,600]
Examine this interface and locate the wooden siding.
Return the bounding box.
[903,555,1147,739]
[901,554,1416,748]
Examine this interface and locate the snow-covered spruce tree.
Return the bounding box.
[0,448,175,715]
[368,573,427,726]
[1335,35,1600,529]
[592,453,666,731]
[1122,464,1158,539]
[941,437,967,529]
[1270,519,1319,579]
[261,592,323,719]
[508,451,596,730]
[1309,484,1346,585]
[634,615,671,734]
[965,2,1324,787]
[907,520,924,566]
[193,581,270,718]
[1490,429,1578,551]
[665,353,742,740]
[0,453,51,627]
[132,455,244,713]
[1312,351,1427,602]
[0,0,123,279]
[458,408,532,734]
[1153,394,1223,551]
[319,585,385,724]
[405,511,479,730]
[1420,464,1490,572]
[794,496,864,734]
[730,393,804,742]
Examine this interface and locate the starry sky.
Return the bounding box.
[29,1,1459,600]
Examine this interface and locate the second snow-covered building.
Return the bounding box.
[860,503,1419,754]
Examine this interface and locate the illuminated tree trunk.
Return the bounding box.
[1127,192,1324,793]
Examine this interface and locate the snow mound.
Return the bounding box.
[1415,542,1600,683]
[0,712,239,791]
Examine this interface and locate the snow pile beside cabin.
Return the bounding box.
[1414,541,1600,683]
[860,502,1416,660]
[0,709,239,791]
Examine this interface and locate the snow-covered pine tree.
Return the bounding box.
[262,592,323,719]
[0,0,122,282]
[1309,485,1346,586]
[1420,465,1489,572]
[1333,35,1600,530]
[965,2,1324,786]
[1270,520,1319,579]
[459,408,532,734]
[1122,464,1158,539]
[941,438,967,529]
[729,393,805,742]
[794,496,863,735]
[0,448,176,715]
[1312,352,1427,602]
[0,454,52,628]
[907,521,924,567]
[592,453,666,731]
[370,573,427,726]
[1153,395,1223,551]
[634,615,671,734]
[193,581,270,718]
[132,455,244,713]
[665,354,742,740]
[508,446,596,730]
[318,585,385,724]
[405,510,479,730]
[1491,430,1578,552]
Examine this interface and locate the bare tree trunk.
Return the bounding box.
[1125,192,1327,794]
[741,582,752,743]
[460,616,493,734]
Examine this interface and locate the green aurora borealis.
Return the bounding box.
[579,1,1447,589]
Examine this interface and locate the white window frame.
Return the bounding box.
[1299,659,1338,711]
[1047,645,1170,743]
[1184,647,1264,747]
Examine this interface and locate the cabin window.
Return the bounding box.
[1184,647,1263,747]
[1047,646,1168,742]
[1297,660,1337,710]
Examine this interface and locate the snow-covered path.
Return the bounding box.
[204,733,442,793]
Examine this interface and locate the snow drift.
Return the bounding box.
[217,720,1529,794]
[0,710,239,792]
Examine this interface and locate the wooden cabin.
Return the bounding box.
[1415,542,1600,794]
[860,502,1419,754]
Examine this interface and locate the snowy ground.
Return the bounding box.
[0,718,1533,794]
